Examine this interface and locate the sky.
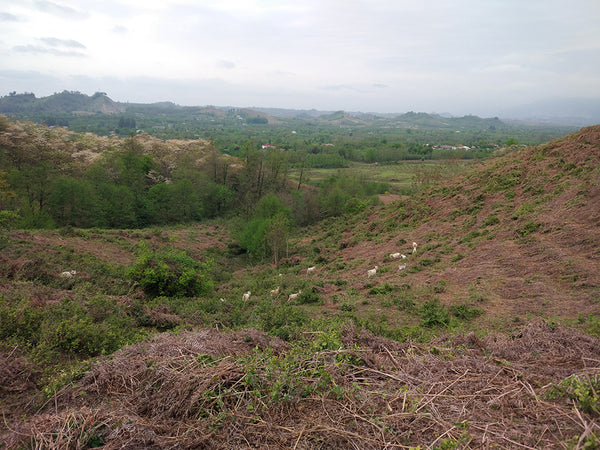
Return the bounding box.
[1,0,599,117]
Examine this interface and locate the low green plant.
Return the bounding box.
[554,375,600,416]
[394,295,416,312]
[420,298,450,327]
[127,243,213,298]
[516,221,540,237]
[254,300,308,340]
[450,253,464,263]
[451,303,483,321]
[369,283,397,295]
[433,280,447,293]
[297,287,322,304]
[482,214,500,226]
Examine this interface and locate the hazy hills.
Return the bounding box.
[0,91,125,115]
[2,90,596,128]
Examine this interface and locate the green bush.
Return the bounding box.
[451,303,483,321]
[420,298,450,327]
[1,295,143,362]
[127,244,213,298]
[297,287,321,304]
[0,297,43,346]
[516,221,540,237]
[254,301,308,340]
[550,375,600,416]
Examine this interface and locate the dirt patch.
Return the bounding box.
[378,193,403,204]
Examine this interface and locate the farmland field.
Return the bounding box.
[289,159,475,193]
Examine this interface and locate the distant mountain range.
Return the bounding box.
[1,90,598,127]
[0,91,125,115]
[496,98,600,126]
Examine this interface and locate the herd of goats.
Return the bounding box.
[240,241,418,303]
[59,241,419,305]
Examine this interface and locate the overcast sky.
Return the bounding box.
[1,0,599,116]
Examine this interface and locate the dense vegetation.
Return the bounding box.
[0,115,389,237]
[0,112,483,264]
[1,91,576,154]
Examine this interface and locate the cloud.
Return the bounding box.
[34,0,87,19]
[0,12,20,22]
[12,44,86,58]
[40,37,86,49]
[320,84,359,92]
[112,25,128,34]
[217,60,235,69]
[2,1,599,116]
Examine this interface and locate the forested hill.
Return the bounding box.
[0,90,566,133]
[0,91,124,114]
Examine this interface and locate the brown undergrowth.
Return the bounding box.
[3,322,599,449]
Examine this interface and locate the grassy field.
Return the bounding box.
[288,159,475,193]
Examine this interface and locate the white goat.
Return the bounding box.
[60,270,77,279]
[389,252,401,260]
[367,266,378,278]
[270,286,280,296]
[398,263,407,271]
[288,290,302,302]
[307,266,316,274]
[412,242,418,254]
[242,291,251,302]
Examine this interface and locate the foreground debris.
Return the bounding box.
[3,322,599,449]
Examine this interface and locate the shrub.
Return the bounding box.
[420,298,450,327]
[516,221,540,237]
[551,375,600,416]
[483,214,500,226]
[450,253,464,263]
[254,301,307,340]
[297,287,321,304]
[451,303,483,321]
[127,244,213,298]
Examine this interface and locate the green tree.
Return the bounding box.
[202,182,234,218]
[238,194,293,260]
[237,139,265,215]
[265,212,291,265]
[97,183,137,228]
[47,177,102,227]
[172,178,202,222]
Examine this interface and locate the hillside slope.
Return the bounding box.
[297,125,599,329]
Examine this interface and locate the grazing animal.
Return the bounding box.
[60,270,77,279]
[288,290,302,302]
[398,263,407,271]
[367,266,378,278]
[242,291,251,302]
[307,266,316,274]
[270,286,280,296]
[389,252,401,260]
[412,242,418,254]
